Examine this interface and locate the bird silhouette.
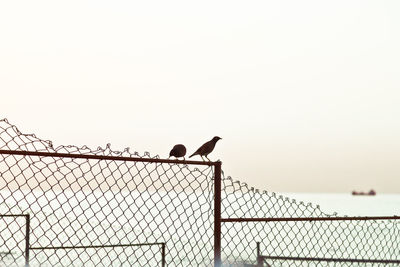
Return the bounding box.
[189,136,222,161]
[169,144,187,160]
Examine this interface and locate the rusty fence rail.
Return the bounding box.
[30,242,166,267]
[257,254,400,267]
[222,216,400,223]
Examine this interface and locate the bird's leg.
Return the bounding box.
[201,156,205,161]
[205,155,210,161]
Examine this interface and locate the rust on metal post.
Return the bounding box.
[162,243,166,267]
[25,214,30,267]
[214,161,222,267]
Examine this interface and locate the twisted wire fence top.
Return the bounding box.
[0,118,399,266]
[0,119,215,266]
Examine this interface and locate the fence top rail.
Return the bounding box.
[260,255,400,264]
[30,242,166,250]
[222,216,400,223]
[0,149,220,167]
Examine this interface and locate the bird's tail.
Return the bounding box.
[189,153,196,158]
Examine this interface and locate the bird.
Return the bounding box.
[189,136,222,161]
[169,144,187,160]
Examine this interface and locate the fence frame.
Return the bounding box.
[0,214,30,267]
[250,215,400,267]
[222,216,400,223]
[2,149,400,267]
[30,242,166,267]
[257,254,400,267]
[0,149,222,267]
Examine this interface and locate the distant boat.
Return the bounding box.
[352,189,376,196]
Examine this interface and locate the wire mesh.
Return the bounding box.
[0,118,399,266]
[221,176,400,266]
[30,243,165,267]
[0,215,29,267]
[0,119,214,266]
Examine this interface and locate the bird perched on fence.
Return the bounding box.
[169,144,187,160]
[189,136,222,161]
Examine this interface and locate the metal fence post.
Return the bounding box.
[162,242,166,267]
[256,242,263,267]
[214,161,222,267]
[25,214,30,267]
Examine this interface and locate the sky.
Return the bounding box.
[1,0,399,193]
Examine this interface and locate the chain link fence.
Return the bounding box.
[221,181,400,266]
[0,214,29,266]
[0,118,399,266]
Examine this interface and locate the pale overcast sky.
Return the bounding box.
[1,0,399,193]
